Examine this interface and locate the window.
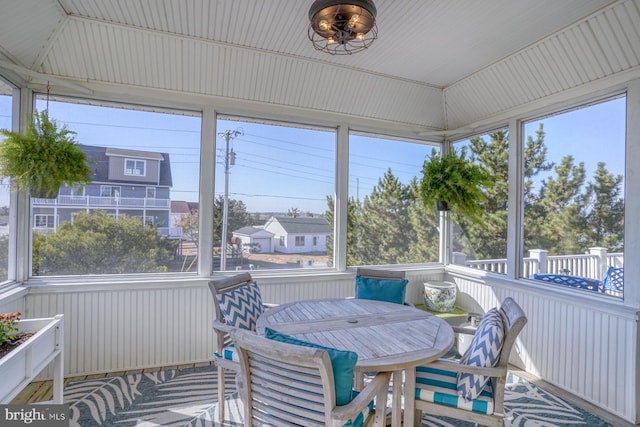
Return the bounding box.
[347,133,438,266]
[125,159,145,176]
[313,236,318,246]
[70,185,84,196]
[295,236,305,246]
[522,96,625,297]
[101,186,121,198]
[214,117,335,272]
[0,80,12,282]
[452,129,509,274]
[34,215,56,229]
[31,97,201,276]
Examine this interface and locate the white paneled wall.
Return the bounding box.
[0,288,27,314]
[10,266,638,422]
[19,269,444,377]
[451,272,638,423]
[22,274,359,376]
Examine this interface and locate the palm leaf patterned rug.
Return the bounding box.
[64,365,614,426]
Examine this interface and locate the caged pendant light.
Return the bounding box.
[307,0,378,55]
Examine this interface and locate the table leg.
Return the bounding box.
[403,368,416,427]
[391,370,403,427]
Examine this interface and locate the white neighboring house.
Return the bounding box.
[264,216,330,254]
[232,226,275,254]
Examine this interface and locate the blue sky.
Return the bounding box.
[0,95,627,213]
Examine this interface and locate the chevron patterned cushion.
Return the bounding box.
[217,281,264,331]
[457,308,505,401]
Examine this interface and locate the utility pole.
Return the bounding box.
[218,129,242,271]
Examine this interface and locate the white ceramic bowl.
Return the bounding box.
[423,281,457,313]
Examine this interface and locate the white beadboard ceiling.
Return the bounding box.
[0,0,638,134]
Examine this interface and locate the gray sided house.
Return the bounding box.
[233,226,275,254]
[264,216,330,254]
[31,145,175,237]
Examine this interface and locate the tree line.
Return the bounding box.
[10,123,624,275]
[327,124,624,265]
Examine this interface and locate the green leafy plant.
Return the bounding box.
[0,312,21,346]
[0,110,91,198]
[419,147,493,224]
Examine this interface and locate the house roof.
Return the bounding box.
[267,216,331,235]
[82,144,173,187]
[233,226,274,237]
[105,147,165,161]
[171,201,191,214]
[0,1,633,135]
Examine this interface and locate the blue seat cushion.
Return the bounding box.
[530,273,600,291]
[264,327,358,406]
[457,308,504,400]
[416,365,495,414]
[216,281,264,330]
[355,276,408,305]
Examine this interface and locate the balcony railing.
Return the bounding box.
[456,247,623,281]
[32,195,171,208]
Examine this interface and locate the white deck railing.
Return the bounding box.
[458,248,623,280]
[32,195,171,208]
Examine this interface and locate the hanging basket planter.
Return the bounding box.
[0,110,91,198]
[419,148,493,224]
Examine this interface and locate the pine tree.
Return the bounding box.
[582,162,624,251]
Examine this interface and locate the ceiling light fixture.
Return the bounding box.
[308,0,377,55]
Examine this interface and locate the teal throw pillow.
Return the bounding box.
[264,327,358,406]
[355,276,408,305]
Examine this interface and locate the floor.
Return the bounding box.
[11,363,636,427]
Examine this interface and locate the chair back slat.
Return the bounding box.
[496,297,528,369]
[356,267,405,280]
[232,328,335,427]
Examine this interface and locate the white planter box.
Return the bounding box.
[0,314,64,404]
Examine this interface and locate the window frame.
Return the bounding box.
[34,214,56,229]
[125,159,146,176]
[517,94,626,297]
[0,78,631,294]
[100,185,121,198]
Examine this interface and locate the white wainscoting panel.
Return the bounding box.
[451,274,638,423]
[23,274,361,377]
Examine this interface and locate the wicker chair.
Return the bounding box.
[412,297,527,427]
[231,328,391,427]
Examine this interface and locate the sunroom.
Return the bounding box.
[0,0,638,425]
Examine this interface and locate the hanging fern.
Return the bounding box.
[419,147,493,225]
[0,110,91,198]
